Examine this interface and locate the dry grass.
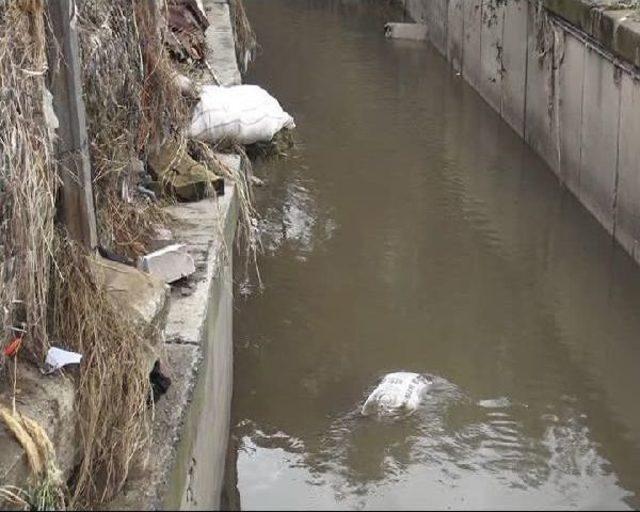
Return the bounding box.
[98,192,169,261]
[229,0,258,73]
[189,139,262,284]
[0,405,66,510]
[49,233,152,507]
[0,0,58,363]
[77,0,189,259]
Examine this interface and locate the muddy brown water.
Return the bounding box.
[226,1,640,509]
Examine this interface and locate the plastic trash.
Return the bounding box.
[44,347,82,374]
[361,372,432,417]
[189,85,296,145]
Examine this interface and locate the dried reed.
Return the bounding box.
[0,0,58,363]
[49,233,151,507]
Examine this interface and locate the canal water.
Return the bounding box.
[226,1,640,509]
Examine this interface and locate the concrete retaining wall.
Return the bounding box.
[403,0,640,264]
[113,189,239,512]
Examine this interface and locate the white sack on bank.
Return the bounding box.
[361,372,432,417]
[189,84,295,145]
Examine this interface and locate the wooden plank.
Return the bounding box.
[46,0,98,250]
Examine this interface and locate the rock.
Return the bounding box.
[148,141,224,201]
[138,244,196,284]
[384,22,428,41]
[91,256,170,334]
[0,364,76,492]
[90,256,170,373]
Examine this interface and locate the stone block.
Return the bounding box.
[384,23,428,41]
[91,257,170,334]
[138,244,196,284]
[91,256,170,373]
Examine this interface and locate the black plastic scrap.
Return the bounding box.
[150,360,172,403]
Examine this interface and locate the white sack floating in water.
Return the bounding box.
[189,84,295,145]
[361,372,432,417]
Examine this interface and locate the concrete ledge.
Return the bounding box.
[204,0,242,86]
[111,184,238,511]
[543,0,640,68]
[163,190,237,345]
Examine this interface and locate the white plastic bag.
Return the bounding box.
[361,372,432,417]
[44,347,82,375]
[189,85,295,145]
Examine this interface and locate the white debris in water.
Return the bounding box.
[477,397,512,409]
[361,372,432,417]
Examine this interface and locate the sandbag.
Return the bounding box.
[361,372,432,417]
[189,85,295,145]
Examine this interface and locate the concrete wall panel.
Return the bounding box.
[524,2,559,173]
[615,73,640,260]
[501,0,528,136]
[463,0,483,91]
[479,0,505,112]
[404,0,428,23]
[558,32,585,192]
[579,48,621,234]
[446,0,464,72]
[430,0,449,56]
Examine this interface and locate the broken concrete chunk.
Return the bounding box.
[138,244,196,284]
[384,22,428,41]
[148,141,224,202]
[90,256,170,376]
[149,225,176,251]
[91,256,170,333]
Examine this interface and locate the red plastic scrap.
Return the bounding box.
[3,337,22,358]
